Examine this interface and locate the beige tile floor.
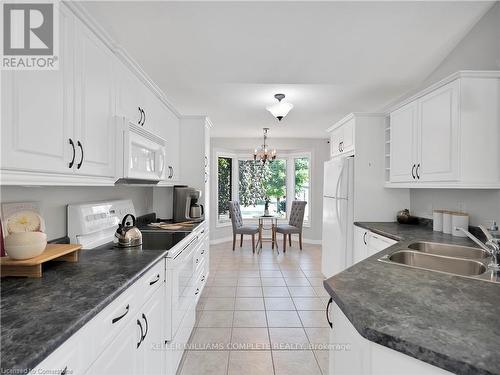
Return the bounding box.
[177,240,330,375]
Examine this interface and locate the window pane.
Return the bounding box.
[217,157,232,222]
[294,157,310,222]
[238,159,287,219]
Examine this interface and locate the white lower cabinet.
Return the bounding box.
[366,232,397,257]
[353,225,369,264]
[328,301,452,375]
[353,226,397,262]
[86,316,142,375]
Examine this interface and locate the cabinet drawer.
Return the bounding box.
[136,260,164,307]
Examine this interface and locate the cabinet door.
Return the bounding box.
[75,23,116,178]
[418,81,459,182]
[162,105,180,182]
[86,317,141,375]
[330,127,342,157]
[390,102,418,182]
[353,226,368,264]
[1,6,74,175]
[341,118,355,155]
[140,287,165,375]
[116,61,147,126]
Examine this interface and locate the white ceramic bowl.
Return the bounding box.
[4,232,47,260]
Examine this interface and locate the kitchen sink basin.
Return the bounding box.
[407,242,488,259]
[387,250,487,276]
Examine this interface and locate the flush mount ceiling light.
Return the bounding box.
[266,93,293,121]
[254,128,276,164]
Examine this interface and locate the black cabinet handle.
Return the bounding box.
[411,164,416,179]
[77,141,83,169]
[201,275,205,282]
[204,156,208,167]
[60,366,67,375]
[112,304,129,324]
[137,107,143,125]
[68,139,75,168]
[363,232,368,245]
[141,313,148,341]
[326,297,333,328]
[168,166,173,179]
[416,163,420,179]
[141,108,146,126]
[338,143,341,152]
[195,288,200,296]
[200,249,205,255]
[136,319,143,348]
[149,274,160,285]
[340,141,344,152]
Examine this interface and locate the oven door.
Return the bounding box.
[166,236,199,340]
[122,123,166,182]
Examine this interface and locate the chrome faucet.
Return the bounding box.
[458,226,500,271]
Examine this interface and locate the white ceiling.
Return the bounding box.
[81,1,493,138]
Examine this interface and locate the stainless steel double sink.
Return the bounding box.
[379,241,499,283]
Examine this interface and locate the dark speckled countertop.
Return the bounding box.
[324,222,500,375]
[1,246,169,372]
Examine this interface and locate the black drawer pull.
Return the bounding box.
[200,250,205,255]
[363,232,368,245]
[112,304,129,324]
[61,366,67,375]
[76,141,83,169]
[141,313,148,341]
[149,274,160,285]
[142,108,146,126]
[326,297,333,328]
[416,163,420,179]
[411,164,416,179]
[194,288,200,296]
[137,319,143,348]
[68,139,75,168]
[201,275,205,282]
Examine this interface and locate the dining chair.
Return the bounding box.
[275,201,307,252]
[228,201,260,253]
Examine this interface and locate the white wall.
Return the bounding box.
[405,3,500,227]
[410,189,500,227]
[210,137,330,243]
[0,186,173,241]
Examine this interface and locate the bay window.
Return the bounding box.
[216,151,311,226]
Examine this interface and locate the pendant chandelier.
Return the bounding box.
[266,93,293,121]
[253,128,277,164]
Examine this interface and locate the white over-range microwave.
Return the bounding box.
[115,117,166,184]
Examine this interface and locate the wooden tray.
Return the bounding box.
[0,243,82,278]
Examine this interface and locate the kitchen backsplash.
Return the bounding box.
[0,186,173,241]
[410,189,500,227]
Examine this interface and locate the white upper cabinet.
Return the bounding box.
[116,61,150,128]
[418,81,459,182]
[388,71,500,188]
[1,6,74,176]
[329,117,355,158]
[75,23,116,178]
[390,102,418,182]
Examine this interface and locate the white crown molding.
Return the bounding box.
[384,70,500,114]
[326,112,385,133]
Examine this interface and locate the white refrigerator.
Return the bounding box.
[321,156,354,278]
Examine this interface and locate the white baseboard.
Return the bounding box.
[210,237,322,246]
